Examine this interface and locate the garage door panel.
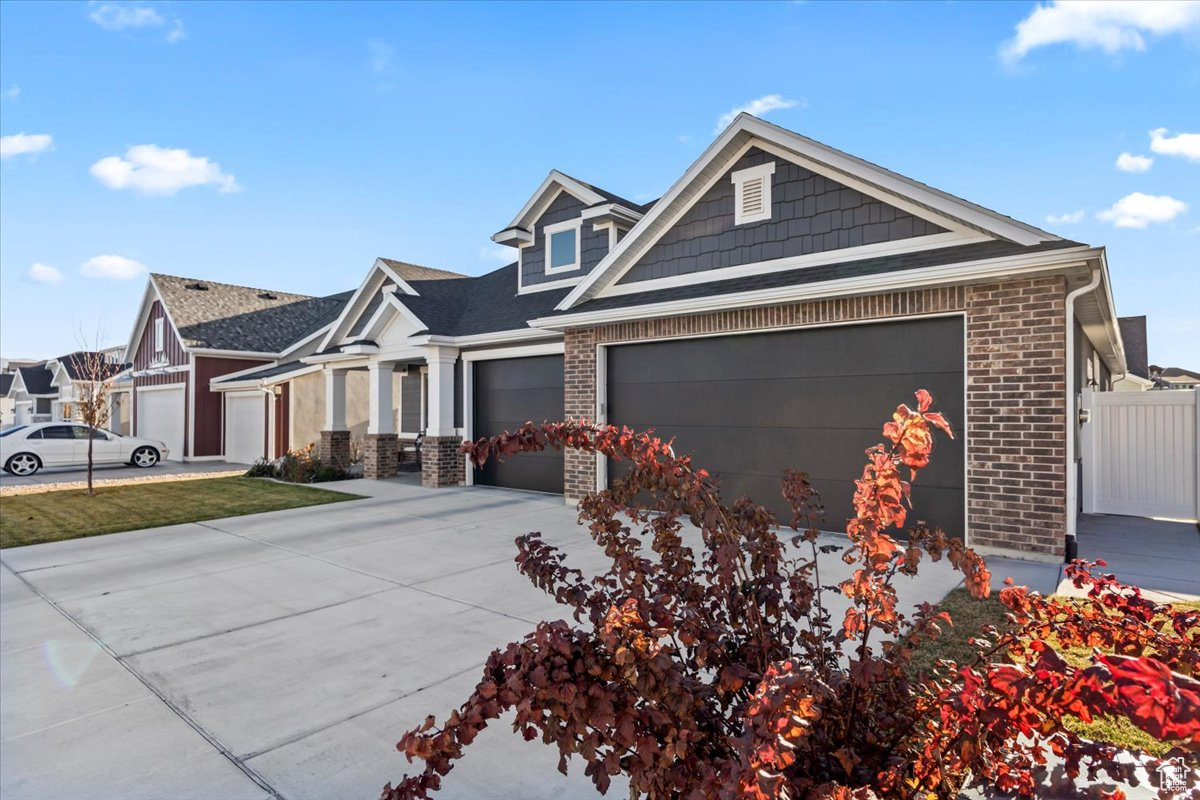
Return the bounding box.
[607,318,964,539]
[609,317,963,385]
[226,394,266,465]
[473,355,564,494]
[609,372,963,433]
[136,387,185,462]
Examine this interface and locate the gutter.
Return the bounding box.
[1064,265,1102,561]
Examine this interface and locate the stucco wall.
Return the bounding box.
[289,369,402,454]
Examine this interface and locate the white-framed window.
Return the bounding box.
[153,317,165,359]
[543,218,582,274]
[731,161,776,226]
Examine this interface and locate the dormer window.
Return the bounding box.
[731,162,776,225]
[544,218,582,274]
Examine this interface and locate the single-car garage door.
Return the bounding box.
[225,392,267,465]
[473,354,564,493]
[606,317,965,539]
[136,385,185,462]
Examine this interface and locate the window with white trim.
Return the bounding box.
[731,162,776,225]
[153,317,165,359]
[543,218,582,274]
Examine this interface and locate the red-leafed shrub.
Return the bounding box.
[382,391,1199,800]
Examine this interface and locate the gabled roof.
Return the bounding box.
[16,365,53,395]
[53,351,129,382]
[1117,316,1148,379]
[1159,367,1200,380]
[492,170,646,243]
[151,274,351,354]
[557,113,1062,310]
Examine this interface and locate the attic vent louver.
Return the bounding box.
[185,282,209,290]
[257,292,278,300]
[731,161,776,226]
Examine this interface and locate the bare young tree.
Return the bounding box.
[68,341,123,496]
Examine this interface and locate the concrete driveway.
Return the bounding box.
[0,479,1048,800]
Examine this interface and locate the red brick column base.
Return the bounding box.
[363,433,398,479]
[320,430,351,471]
[421,436,464,487]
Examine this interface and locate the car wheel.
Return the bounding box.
[5,453,42,476]
[131,446,160,468]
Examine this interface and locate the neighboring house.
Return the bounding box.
[6,363,56,425]
[0,373,14,427]
[3,353,130,430]
[1113,316,1154,391]
[223,113,1125,560]
[45,352,131,431]
[1150,365,1200,390]
[122,274,350,463]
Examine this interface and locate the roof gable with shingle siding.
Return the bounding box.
[616,147,950,286]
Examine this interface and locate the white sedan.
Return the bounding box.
[1,423,169,476]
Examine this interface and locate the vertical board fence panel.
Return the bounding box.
[1082,388,1198,520]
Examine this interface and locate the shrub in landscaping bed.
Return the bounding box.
[383,391,1198,800]
[245,444,350,484]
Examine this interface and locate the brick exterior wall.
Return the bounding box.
[363,433,398,479]
[421,435,464,487]
[562,277,1068,557]
[320,430,351,470]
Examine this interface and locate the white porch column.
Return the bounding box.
[324,367,348,431]
[425,346,458,437]
[367,361,395,435]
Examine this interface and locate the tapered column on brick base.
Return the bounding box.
[364,433,398,479]
[320,430,351,470]
[421,436,464,487]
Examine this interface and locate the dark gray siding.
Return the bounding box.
[401,371,423,433]
[618,148,948,285]
[520,192,610,289]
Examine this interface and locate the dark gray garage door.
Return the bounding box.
[606,317,964,539]
[473,354,565,494]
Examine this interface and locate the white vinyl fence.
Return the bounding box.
[1081,388,1199,521]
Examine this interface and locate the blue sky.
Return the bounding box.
[2,1,1198,367]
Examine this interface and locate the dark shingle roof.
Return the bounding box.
[212,360,312,384]
[56,351,129,381]
[153,274,352,353]
[17,365,53,395]
[388,263,570,337]
[559,171,656,214]
[1117,316,1148,379]
[1160,367,1200,380]
[556,239,1086,315]
[0,374,13,396]
[377,258,469,282]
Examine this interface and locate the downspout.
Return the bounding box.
[260,385,277,460]
[1064,266,1102,561]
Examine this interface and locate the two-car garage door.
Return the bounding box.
[606,317,965,539]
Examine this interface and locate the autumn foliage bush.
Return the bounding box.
[383,391,1199,800]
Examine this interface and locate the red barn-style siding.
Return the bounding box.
[194,356,269,457]
[131,300,187,382]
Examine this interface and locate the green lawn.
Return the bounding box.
[912,587,1196,756]
[0,477,359,549]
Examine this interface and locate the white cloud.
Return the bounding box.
[3,85,20,101]
[90,144,240,195]
[367,39,394,74]
[1097,192,1188,228]
[0,132,53,159]
[1115,152,1154,172]
[28,263,63,285]
[89,2,185,43]
[479,245,513,264]
[1046,209,1085,224]
[81,255,147,280]
[89,2,165,30]
[1000,1,1200,64]
[1149,127,1200,162]
[715,94,804,133]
